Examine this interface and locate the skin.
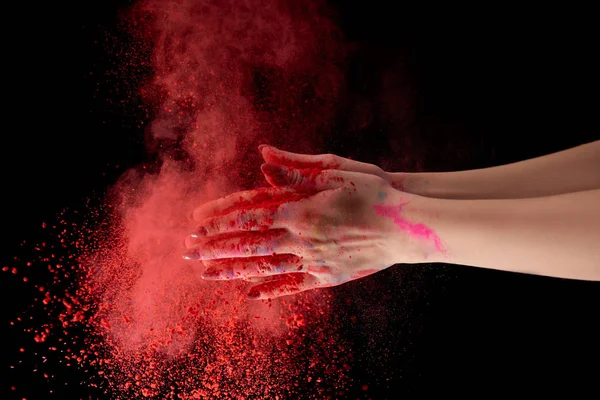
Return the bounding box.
[393,140,600,199]
[183,142,600,299]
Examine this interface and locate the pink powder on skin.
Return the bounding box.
[373,204,445,253]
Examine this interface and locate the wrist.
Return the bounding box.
[380,188,452,265]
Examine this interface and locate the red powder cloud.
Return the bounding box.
[18,0,355,398]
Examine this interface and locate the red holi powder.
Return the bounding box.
[373,204,445,252]
[12,0,358,398]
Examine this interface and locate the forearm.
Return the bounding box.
[390,140,600,199]
[403,189,600,281]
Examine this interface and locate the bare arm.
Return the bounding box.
[393,140,600,199]
[405,189,600,281]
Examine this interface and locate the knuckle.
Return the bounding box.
[323,153,339,166]
[288,169,305,187]
[364,163,381,175]
[337,158,349,169]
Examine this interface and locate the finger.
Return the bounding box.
[192,187,299,222]
[201,254,304,280]
[259,145,342,169]
[193,206,284,238]
[259,144,390,181]
[260,163,384,192]
[182,230,301,261]
[246,272,322,300]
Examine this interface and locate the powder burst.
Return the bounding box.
[7,0,357,398]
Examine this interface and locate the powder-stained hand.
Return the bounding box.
[183,158,442,300]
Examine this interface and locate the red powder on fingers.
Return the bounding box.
[201,229,287,248]
[265,150,342,170]
[218,189,309,217]
[202,253,302,279]
[191,229,288,259]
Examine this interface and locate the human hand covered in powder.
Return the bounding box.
[183,146,444,300]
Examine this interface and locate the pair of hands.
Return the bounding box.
[183,145,431,299]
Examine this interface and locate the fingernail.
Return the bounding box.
[189,211,196,221]
[190,226,208,238]
[202,267,220,278]
[258,144,269,152]
[246,289,261,300]
[182,251,202,260]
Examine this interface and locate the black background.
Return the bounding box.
[2,1,599,398]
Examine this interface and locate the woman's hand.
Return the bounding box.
[259,144,393,184]
[183,165,442,300]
